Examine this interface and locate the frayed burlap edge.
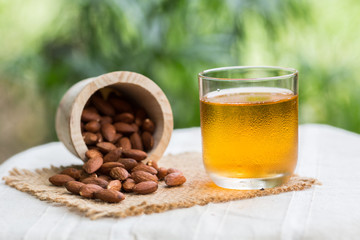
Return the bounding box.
[3,152,320,220]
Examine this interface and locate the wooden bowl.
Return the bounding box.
[55,71,173,163]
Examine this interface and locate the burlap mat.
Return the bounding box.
[3,152,320,220]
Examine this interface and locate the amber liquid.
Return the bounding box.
[200,88,298,180]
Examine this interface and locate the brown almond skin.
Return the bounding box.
[100,116,113,125]
[132,163,157,175]
[83,157,103,174]
[49,174,75,186]
[122,149,147,161]
[131,123,139,132]
[96,133,103,143]
[95,189,125,203]
[84,121,101,133]
[96,142,117,153]
[81,108,101,122]
[122,178,136,192]
[107,180,122,191]
[79,184,103,198]
[117,137,131,150]
[157,167,168,180]
[130,132,143,150]
[167,168,183,175]
[131,171,158,183]
[81,177,108,188]
[133,181,158,194]
[83,132,98,145]
[114,113,134,123]
[103,148,122,163]
[101,123,117,142]
[110,167,130,181]
[91,95,116,116]
[98,175,112,181]
[135,117,142,126]
[85,149,103,159]
[114,122,135,134]
[60,168,81,180]
[117,158,138,171]
[165,173,186,187]
[108,98,132,113]
[142,131,154,151]
[65,181,85,194]
[99,162,125,174]
[111,133,123,144]
[146,160,158,170]
[142,118,155,133]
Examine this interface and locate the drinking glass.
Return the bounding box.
[198,66,298,190]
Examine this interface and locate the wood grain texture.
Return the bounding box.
[55,71,173,162]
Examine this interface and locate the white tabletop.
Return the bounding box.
[1,124,360,240]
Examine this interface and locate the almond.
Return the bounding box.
[122,178,136,192]
[133,181,158,194]
[96,142,116,153]
[99,162,125,174]
[142,118,155,133]
[114,113,134,123]
[130,132,143,150]
[79,184,103,198]
[107,180,122,191]
[117,137,131,150]
[96,132,103,143]
[103,148,122,163]
[84,121,101,133]
[60,168,81,180]
[81,177,108,188]
[110,167,130,181]
[65,181,85,194]
[81,108,101,122]
[131,171,158,183]
[100,116,113,125]
[49,174,75,186]
[114,122,135,134]
[142,131,154,151]
[101,123,117,142]
[111,133,123,144]
[146,160,158,170]
[131,123,139,132]
[167,168,183,175]
[157,167,168,180]
[91,95,116,116]
[83,156,103,174]
[95,189,125,203]
[117,158,138,171]
[83,132,98,145]
[108,98,132,113]
[85,149,103,159]
[98,175,112,181]
[122,149,147,161]
[132,163,157,175]
[165,173,186,187]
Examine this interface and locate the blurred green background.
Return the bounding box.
[1,0,360,163]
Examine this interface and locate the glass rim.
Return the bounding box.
[198,66,298,81]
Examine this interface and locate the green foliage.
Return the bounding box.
[1,0,360,143]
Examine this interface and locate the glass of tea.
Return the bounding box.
[198,66,298,190]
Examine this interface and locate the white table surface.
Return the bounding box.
[1,124,360,240]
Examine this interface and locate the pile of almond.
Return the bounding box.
[49,89,186,203]
[49,148,186,203]
[81,89,155,152]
